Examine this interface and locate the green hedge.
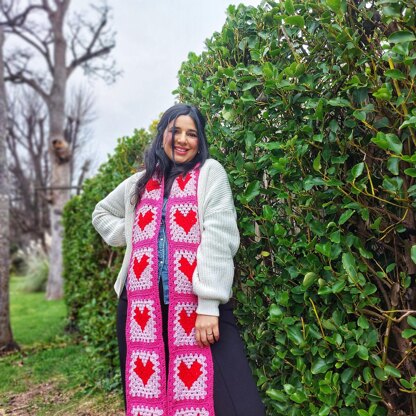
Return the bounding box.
[62,129,151,388]
[63,1,416,414]
[174,1,416,415]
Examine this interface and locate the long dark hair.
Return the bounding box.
[133,103,210,206]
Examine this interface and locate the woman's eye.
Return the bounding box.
[188,132,198,138]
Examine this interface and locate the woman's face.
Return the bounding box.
[162,115,199,164]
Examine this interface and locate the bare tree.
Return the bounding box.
[7,89,50,247]
[2,0,117,299]
[0,22,18,354]
[65,85,96,187]
[6,84,96,253]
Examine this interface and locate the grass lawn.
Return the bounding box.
[0,276,124,415]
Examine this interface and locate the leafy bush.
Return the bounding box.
[174,1,416,415]
[62,1,416,414]
[62,129,151,386]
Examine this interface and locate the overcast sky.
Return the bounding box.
[69,0,262,172]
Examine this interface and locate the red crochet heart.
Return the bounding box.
[134,306,150,331]
[174,209,197,233]
[178,359,202,389]
[179,308,197,336]
[177,173,191,191]
[138,209,154,230]
[179,256,196,282]
[133,254,149,279]
[146,179,160,192]
[134,356,154,386]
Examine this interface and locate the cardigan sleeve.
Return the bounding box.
[91,176,131,247]
[193,161,240,316]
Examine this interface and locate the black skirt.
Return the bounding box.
[116,281,265,416]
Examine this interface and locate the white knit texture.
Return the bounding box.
[91,158,240,316]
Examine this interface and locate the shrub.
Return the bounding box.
[62,1,416,414]
[174,1,416,415]
[62,129,151,385]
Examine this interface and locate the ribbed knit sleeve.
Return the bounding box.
[91,177,130,247]
[194,160,240,316]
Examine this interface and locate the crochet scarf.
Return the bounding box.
[125,165,215,416]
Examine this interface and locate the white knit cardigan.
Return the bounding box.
[91,158,240,316]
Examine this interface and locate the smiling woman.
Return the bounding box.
[92,103,265,416]
[162,115,199,164]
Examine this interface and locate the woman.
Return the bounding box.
[92,104,265,416]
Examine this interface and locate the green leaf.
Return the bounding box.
[287,325,304,345]
[341,367,355,383]
[242,81,262,91]
[400,378,412,389]
[358,315,370,329]
[371,132,402,154]
[351,162,364,180]
[372,87,392,101]
[363,367,372,383]
[404,168,416,177]
[374,367,388,381]
[346,344,358,360]
[313,152,322,172]
[269,304,283,322]
[316,242,332,257]
[402,328,416,339]
[304,176,325,190]
[357,345,369,360]
[283,384,296,395]
[339,209,354,225]
[407,315,416,329]
[284,0,295,14]
[385,69,406,80]
[318,405,331,416]
[327,97,351,107]
[411,245,416,264]
[353,110,366,122]
[326,0,341,13]
[400,116,416,129]
[290,390,308,404]
[311,357,331,374]
[266,388,287,402]
[342,252,357,280]
[303,272,318,289]
[385,365,401,378]
[332,279,346,293]
[389,31,416,44]
[387,157,399,175]
[285,16,305,27]
[244,181,260,202]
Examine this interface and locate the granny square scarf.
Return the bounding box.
[125,165,215,416]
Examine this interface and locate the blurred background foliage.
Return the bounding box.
[63,1,416,415]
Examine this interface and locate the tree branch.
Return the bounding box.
[66,4,115,77]
[67,44,114,77]
[0,3,44,27]
[6,26,53,74]
[4,67,48,102]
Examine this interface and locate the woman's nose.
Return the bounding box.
[176,131,187,143]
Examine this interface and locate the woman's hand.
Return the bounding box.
[195,314,219,347]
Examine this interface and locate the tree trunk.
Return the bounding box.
[0,25,19,353]
[45,8,71,300]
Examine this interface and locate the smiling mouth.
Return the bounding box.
[174,147,189,154]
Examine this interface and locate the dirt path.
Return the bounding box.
[1,381,124,416]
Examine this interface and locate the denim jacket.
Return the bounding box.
[124,197,169,303]
[158,197,169,304]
